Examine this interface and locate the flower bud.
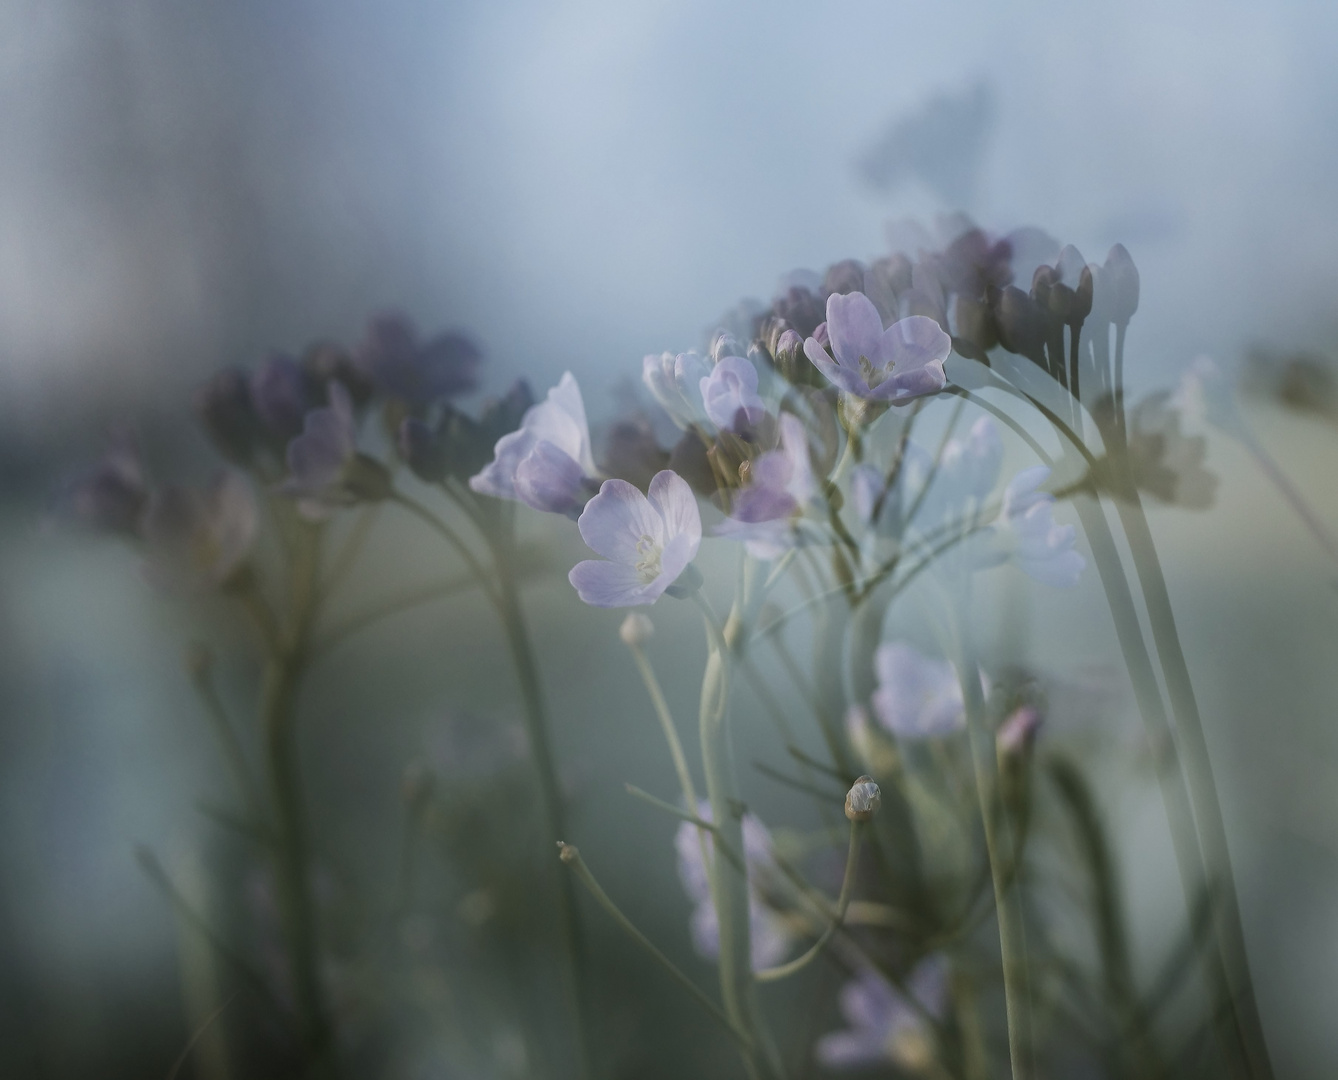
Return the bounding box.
[993,286,1047,363]
[709,330,745,363]
[996,705,1042,758]
[197,368,264,466]
[845,775,882,821]
[773,286,825,339]
[953,295,998,353]
[1074,265,1095,324]
[822,258,866,298]
[303,341,375,406]
[774,328,805,378]
[1104,244,1140,326]
[619,612,654,647]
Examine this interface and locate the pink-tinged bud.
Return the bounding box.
[996,706,1042,758]
[619,613,654,647]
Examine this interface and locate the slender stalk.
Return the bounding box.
[557,843,753,1051]
[755,822,860,983]
[626,642,700,813]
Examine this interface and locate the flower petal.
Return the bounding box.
[826,291,885,369]
[568,559,658,607]
[515,440,589,514]
[804,337,868,395]
[576,478,665,564]
[646,470,701,553]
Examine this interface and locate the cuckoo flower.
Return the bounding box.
[141,471,258,592]
[714,413,815,559]
[469,372,597,515]
[804,292,950,403]
[700,355,766,433]
[675,802,794,971]
[998,466,1085,587]
[283,383,390,514]
[642,351,711,430]
[356,311,481,404]
[816,957,950,1071]
[568,470,701,608]
[871,643,966,739]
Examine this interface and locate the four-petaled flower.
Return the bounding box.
[804,291,950,403]
[714,413,816,559]
[283,383,390,515]
[568,470,701,608]
[469,372,597,516]
[700,355,766,433]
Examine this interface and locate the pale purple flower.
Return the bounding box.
[901,416,1002,528]
[469,372,597,515]
[700,355,766,433]
[141,471,257,591]
[356,311,480,404]
[871,643,965,739]
[61,434,148,536]
[568,470,701,608]
[816,956,950,1070]
[675,802,794,971]
[283,383,390,514]
[804,292,950,403]
[643,351,711,430]
[250,353,311,443]
[999,466,1085,587]
[714,413,815,559]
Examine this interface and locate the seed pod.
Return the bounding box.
[845,775,882,821]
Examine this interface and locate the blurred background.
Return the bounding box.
[3,1,1338,1077]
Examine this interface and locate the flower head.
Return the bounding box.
[568,470,701,608]
[469,372,597,515]
[816,957,950,1071]
[845,776,882,822]
[700,355,766,433]
[141,471,257,591]
[714,413,815,559]
[871,643,965,739]
[804,292,950,403]
[356,311,481,404]
[643,351,711,430]
[999,466,1085,587]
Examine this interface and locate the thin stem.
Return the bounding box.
[309,573,479,660]
[187,650,263,821]
[320,504,380,597]
[389,490,501,608]
[1242,432,1338,563]
[755,822,860,982]
[627,643,701,813]
[557,843,754,1052]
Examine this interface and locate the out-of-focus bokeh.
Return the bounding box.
[4,1,1338,1077]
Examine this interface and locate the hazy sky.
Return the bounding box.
[2,0,1337,431]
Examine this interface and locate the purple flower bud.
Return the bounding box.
[772,285,825,339]
[822,258,866,298]
[996,705,1042,757]
[714,414,815,559]
[283,383,391,513]
[197,368,265,467]
[303,341,375,406]
[60,434,148,536]
[250,353,311,443]
[1104,244,1140,326]
[993,286,1048,364]
[356,311,481,404]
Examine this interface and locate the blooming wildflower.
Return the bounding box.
[674,802,794,971]
[568,470,701,608]
[998,466,1085,587]
[283,383,391,514]
[469,372,597,515]
[816,956,950,1070]
[714,413,816,559]
[141,471,257,591]
[700,355,766,434]
[871,643,965,739]
[642,351,711,431]
[61,434,148,537]
[355,311,480,404]
[803,291,950,403]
